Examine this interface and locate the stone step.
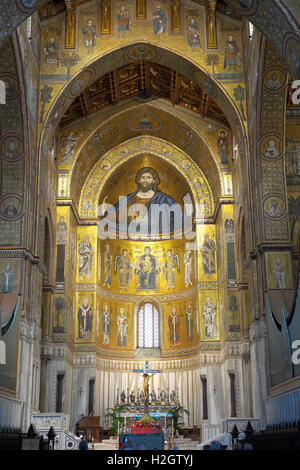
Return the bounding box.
[93,441,118,450]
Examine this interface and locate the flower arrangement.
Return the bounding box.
[130,414,162,434]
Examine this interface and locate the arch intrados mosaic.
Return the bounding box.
[79,136,214,219]
[67,101,223,191]
[40,41,247,161]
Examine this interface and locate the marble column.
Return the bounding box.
[250,319,268,428]
[18,317,36,430]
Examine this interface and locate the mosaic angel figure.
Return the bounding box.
[162,250,180,290]
[78,236,94,280]
[114,249,133,290]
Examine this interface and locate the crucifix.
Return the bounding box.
[133,361,162,406]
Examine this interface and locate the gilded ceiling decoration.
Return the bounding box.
[59,61,230,128]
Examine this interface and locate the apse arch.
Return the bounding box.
[40,41,248,168]
[78,136,214,220]
[66,101,223,207]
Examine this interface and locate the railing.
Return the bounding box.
[0,425,48,450]
[265,389,300,426]
[251,421,300,450]
[181,427,201,441]
[201,424,223,442]
[221,418,261,434]
[0,426,23,450]
[0,397,23,428]
[198,432,231,450]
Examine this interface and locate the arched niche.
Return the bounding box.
[79,136,214,220]
[64,101,224,209]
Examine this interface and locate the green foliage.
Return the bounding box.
[105,403,129,436]
[40,84,53,104]
[166,405,190,436]
[60,52,81,80]
[233,85,245,101]
[205,54,220,75]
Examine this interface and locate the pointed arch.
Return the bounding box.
[79,135,215,220]
[40,41,248,161]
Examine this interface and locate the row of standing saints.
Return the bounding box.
[44,2,242,76]
[80,4,241,68]
[57,212,288,293]
[77,296,218,345]
[77,236,216,291]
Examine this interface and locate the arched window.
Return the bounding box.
[137,303,159,349]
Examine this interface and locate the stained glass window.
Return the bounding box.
[138,303,159,348]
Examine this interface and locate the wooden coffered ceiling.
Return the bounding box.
[59,61,230,128]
